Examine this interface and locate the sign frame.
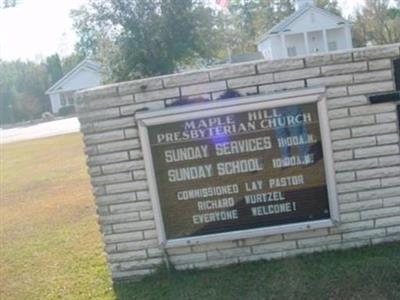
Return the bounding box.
[136,87,339,248]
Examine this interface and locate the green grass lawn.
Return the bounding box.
[1,134,115,300]
[114,242,400,300]
[1,133,399,300]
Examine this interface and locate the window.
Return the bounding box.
[67,94,74,105]
[328,41,337,51]
[60,94,66,106]
[60,92,75,106]
[287,46,297,57]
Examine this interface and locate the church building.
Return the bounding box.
[257,0,353,60]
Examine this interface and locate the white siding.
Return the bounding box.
[307,30,325,53]
[344,26,353,49]
[48,67,102,114]
[270,36,284,59]
[258,36,285,60]
[258,6,352,60]
[49,94,61,114]
[257,39,272,60]
[61,68,101,92]
[286,33,307,56]
[287,9,342,33]
[327,28,346,50]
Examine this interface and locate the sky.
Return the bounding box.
[0,0,88,61]
[0,0,365,62]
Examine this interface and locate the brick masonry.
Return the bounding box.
[76,44,400,280]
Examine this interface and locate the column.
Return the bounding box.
[344,26,353,49]
[280,34,288,58]
[304,32,310,54]
[322,29,328,52]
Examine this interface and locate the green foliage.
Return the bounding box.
[225,0,294,54]
[314,0,341,15]
[46,54,63,85]
[0,53,82,124]
[70,0,115,58]
[1,134,114,300]
[58,106,76,116]
[0,60,49,123]
[114,242,400,300]
[61,53,84,74]
[352,0,400,47]
[2,135,400,299]
[2,0,399,125]
[0,0,17,9]
[71,0,223,81]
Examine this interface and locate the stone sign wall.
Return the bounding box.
[76,44,400,280]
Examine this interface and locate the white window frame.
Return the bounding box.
[136,87,339,248]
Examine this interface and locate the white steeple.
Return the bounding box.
[295,0,315,10]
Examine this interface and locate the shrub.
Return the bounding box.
[58,106,76,116]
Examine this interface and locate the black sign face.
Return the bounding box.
[146,102,330,240]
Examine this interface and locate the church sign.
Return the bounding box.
[137,88,338,247]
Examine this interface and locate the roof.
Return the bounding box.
[45,58,102,95]
[257,4,351,44]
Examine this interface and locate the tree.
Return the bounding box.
[314,0,341,15]
[46,54,63,85]
[0,0,17,9]
[352,10,368,47]
[352,0,400,46]
[0,51,88,124]
[0,59,52,124]
[223,0,294,55]
[70,0,115,58]
[0,65,17,124]
[13,93,41,121]
[15,61,50,117]
[61,53,84,74]
[71,0,223,82]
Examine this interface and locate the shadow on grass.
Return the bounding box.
[112,242,400,300]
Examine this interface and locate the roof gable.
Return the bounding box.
[45,58,102,94]
[257,4,351,43]
[288,7,347,33]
